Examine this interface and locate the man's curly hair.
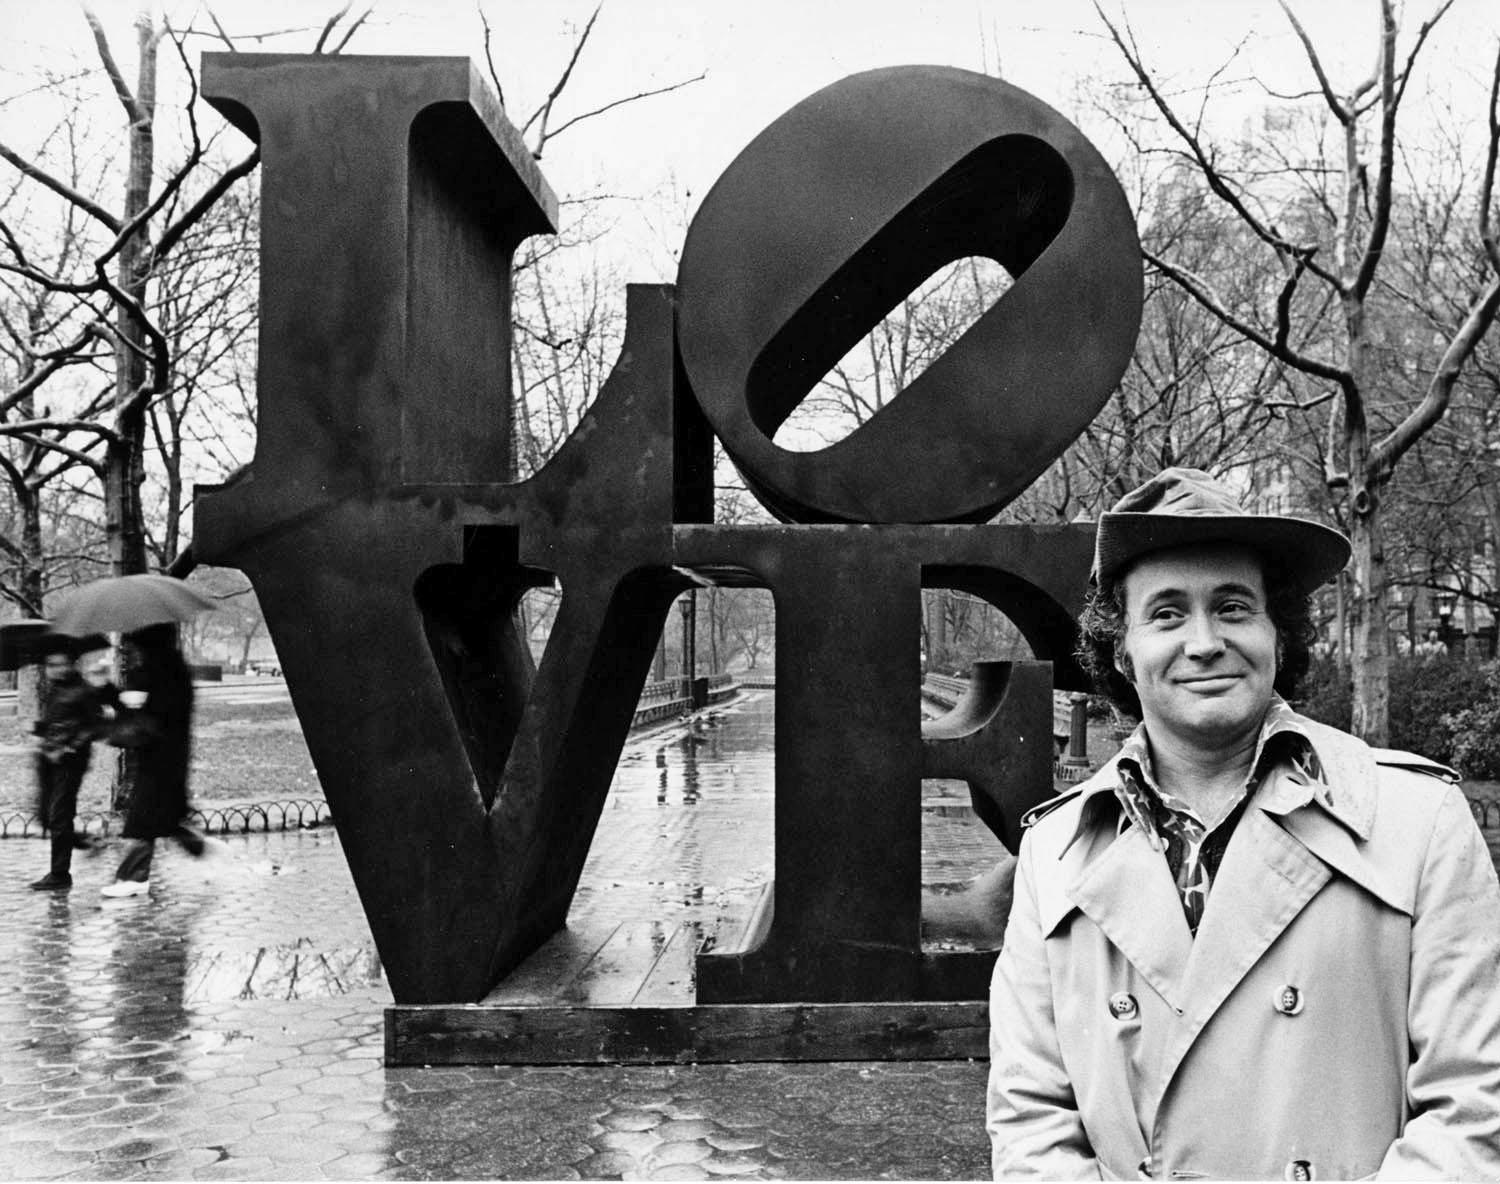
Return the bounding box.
[1075,553,1317,719]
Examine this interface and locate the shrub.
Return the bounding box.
[1391,655,1492,767]
[1293,653,1498,776]
[1442,663,1500,781]
[1292,655,1351,733]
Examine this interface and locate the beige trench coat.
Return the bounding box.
[987,714,1500,1180]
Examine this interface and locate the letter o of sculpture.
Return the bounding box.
[676,66,1143,525]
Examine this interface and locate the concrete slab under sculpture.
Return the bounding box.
[192,54,1141,1061]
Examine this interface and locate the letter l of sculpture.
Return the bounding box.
[194,55,713,1003]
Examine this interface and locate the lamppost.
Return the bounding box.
[1435,589,1457,649]
[679,591,696,684]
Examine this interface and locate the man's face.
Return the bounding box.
[1117,543,1278,750]
[43,653,74,684]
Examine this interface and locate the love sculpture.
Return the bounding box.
[193,54,1140,1063]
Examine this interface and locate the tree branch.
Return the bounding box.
[0,416,119,442]
[1273,250,1312,354]
[312,3,354,53]
[524,2,602,151]
[0,428,111,474]
[1277,1,1350,124]
[1480,40,1500,276]
[479,3,505,109]
[80,3,152,127]
[329,6,373,54]
[206,10,237,51]
[154,147,260,262]
[0,323,104,416]
[1373,274,1500,477]
[1392,0,1456,113]
[1353,0,1401,301]
[0,140,122,233]
[1095,3,1343,291]
[1145,248,1353,386]
[541,73,707,149]
[92,258,169,402]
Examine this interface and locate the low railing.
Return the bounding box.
[1,798,333,839]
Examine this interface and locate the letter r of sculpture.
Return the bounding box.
[193,54,1141,1010]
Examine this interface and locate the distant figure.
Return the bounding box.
[1415,628,1447,658]
[29,640,112,891]
[101,623,212,897]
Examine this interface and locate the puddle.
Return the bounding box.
[184,938,384,1001]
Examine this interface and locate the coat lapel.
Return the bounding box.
[1153,806,1331,1101]
[1067,823,1193,1013]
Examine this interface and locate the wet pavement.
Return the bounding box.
[0,691,999,1181]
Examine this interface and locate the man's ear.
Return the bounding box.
[1113,643,1134,683]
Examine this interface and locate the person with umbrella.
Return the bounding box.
[27,634,115,891]
[48,574,218,899]
[100,622,211,897]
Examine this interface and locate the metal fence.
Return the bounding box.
[2,797,333,840]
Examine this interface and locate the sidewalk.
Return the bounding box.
[0,825,991,1181]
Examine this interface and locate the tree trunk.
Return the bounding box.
[1347,475,1390,745]
[106,14,157,578]
[108,14,158,812]
[16,367,45,721]
[16,485,45,722]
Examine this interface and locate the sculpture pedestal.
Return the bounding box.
[384,888,993,1065]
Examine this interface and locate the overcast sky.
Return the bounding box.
[2,0,1496,278]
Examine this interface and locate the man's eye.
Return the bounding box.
[1149,607,1184,623]
[1218,601,1254,618]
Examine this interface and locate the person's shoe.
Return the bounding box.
[29,873,71,891]
[100,879,148,898]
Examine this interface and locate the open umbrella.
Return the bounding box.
[51,574,215,637]
[0,620,109,671]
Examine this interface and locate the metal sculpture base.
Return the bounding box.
[385,889,993,1064]
[385,1001,989,1066]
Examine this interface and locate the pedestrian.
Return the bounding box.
[100,622,212,897]
[987,468,1500,1180]
[29,638,112,891]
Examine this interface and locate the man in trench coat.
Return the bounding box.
[987,468,1500,1180]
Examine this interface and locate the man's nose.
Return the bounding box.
[1181,611,1226,657]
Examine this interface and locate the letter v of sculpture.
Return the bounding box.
[193,55,1140,1063]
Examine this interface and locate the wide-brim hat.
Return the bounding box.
[1094,467,1351,592]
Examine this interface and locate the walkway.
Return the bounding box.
[0,691,996,1181]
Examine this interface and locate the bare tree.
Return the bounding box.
[1097,0,1500,743]
[475,1,703,480]
[0,7,376,595]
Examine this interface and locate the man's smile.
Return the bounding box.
[1176,673,1243,691]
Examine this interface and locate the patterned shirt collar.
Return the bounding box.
[1112,697,1325,850]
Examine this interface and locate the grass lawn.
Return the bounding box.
[3,682,1497,870]
[0,681,321,816]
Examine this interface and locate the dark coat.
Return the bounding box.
[120,639,194,840]
[34,671,107,764]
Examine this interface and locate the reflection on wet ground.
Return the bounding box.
[186,941,386,1004]
[0,688,1001,1180]
[590,689,1006,930]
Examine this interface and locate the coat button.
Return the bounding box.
[1108,991,1138,1020]
[1274,985,1304,1015]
